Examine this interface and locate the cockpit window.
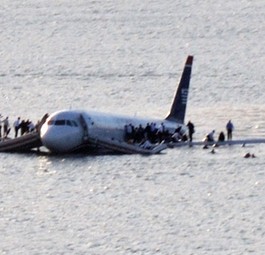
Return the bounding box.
[71,121,78,127]
[55,120,66,125]
[47,119,78,127]
[66,120,72,126]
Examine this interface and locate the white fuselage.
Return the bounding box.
[40,109,185,153]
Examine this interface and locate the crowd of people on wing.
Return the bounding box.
[124,122,188,148]
[124,119,234,149]
[0,114,38,139]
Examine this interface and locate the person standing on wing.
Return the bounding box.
[187,121,195,142]
[226,120,234,140]
[3,116,10,138]
[13,117,21,138]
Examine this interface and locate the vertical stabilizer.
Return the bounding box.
[165,55,193,123]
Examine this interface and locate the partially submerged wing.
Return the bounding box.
[0,132,42,152]
[87,136,168,155]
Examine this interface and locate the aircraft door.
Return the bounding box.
[79,114,89,142]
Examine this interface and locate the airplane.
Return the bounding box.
[38,55,194,154]
[1,54,265,154]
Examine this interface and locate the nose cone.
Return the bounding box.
[40,126,61,152]
[40,124,65,152]
[40,123,83,153]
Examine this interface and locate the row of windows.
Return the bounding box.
[47,119,78,127]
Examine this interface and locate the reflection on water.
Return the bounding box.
[37,155,53,174]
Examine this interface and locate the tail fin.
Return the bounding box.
[165,55,193,123]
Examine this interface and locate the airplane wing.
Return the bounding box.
[169,138,265,148]
[0,132,42,152]
[86,136,168,155]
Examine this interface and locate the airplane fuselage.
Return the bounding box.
[40,110,185,153]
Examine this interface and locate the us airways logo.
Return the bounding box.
[181,88,188,105]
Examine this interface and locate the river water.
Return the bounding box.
[0,0,265,254]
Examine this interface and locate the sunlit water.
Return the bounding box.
[0,0,265,254]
